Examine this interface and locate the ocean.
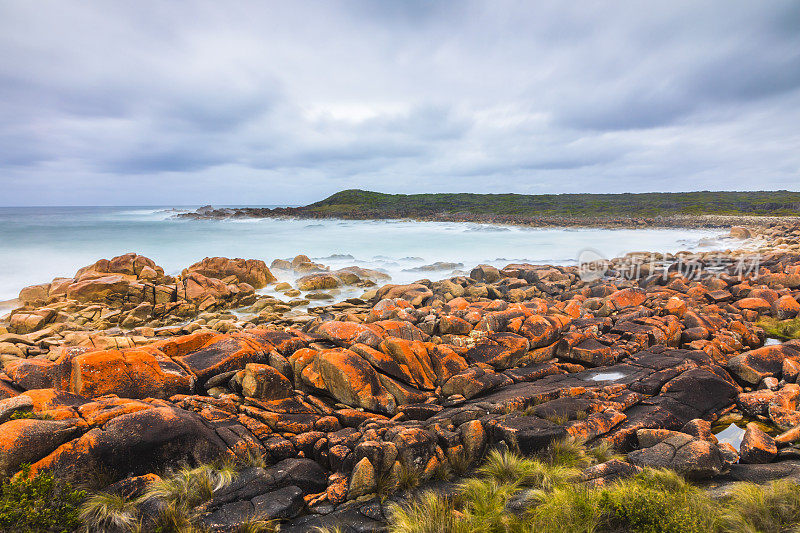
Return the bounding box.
[0,206,737,303]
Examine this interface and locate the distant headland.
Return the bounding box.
[177,189,800,227]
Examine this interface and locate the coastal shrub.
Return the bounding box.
[597,469,718,533]
[396,462,421,491]
[720,479,800,533]
[234,516,278,533]
[456,478,525,532]
[0,465,86,533]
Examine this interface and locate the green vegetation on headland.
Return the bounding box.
[306,189,800,217]
[181,189,800,225]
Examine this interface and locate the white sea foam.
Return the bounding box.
[0,206,737,301]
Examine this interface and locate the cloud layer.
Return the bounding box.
[1,0,799,205]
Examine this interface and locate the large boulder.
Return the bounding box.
[28,406,230,485]
[75,253,163,280]
[314,349,396,415]
[628,431,735,479]
[739,423,777,464]
[241,363,293,400]
[66,275,132,303]
[297,274,340,291]
[726,344,800,385]
[0,418,83,476]
[173,333,269,386]
[182,257,275,289]
[66,348,195,399]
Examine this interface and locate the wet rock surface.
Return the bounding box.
[3,221,800,530]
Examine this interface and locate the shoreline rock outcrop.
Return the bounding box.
[3,220,800,530]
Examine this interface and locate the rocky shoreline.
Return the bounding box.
[175,204,800,230]
[2,221,800,531]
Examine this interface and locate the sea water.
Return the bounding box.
[0,206,739,303]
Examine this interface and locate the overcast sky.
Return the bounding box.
[1,1,799,206]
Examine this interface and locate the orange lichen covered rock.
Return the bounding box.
[379,338,436,390]
[314,349,396,415]
[518,315,560,348]
[726,344,800,385]
[68,348,194,399]
[605,288,646,310]
[173,333,268,385]
[182,257,275,288]
[735,297,772,313]
[773,295,800,319]
[317,321,382,348]
[0,418,84,476]
[465,332,530,369]
[26,406,229,484]
[350,343,416,386]
[427,344,469,385]
[241,363,293,400]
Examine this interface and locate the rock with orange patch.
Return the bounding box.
[735,297,771,314]
[317,321,382,348]
[774,295,800,319]
[465,332,530,369]
[2,358,58,391]
[244,329,307,355]
[427,345,469,385]
[665,297,687,317]
[438,315,473,336]
[173,333,267,386]
[68,348,194,399]
[182,257,275,288]
[367,299,415,322]
[77,397,154,426]
[372,319,427,342]
[27,406,229,485]
[0,418,83,476]
[726,344,800,385]
[600,288,646,314]
[241,363,294,400]
[379,338,436,390]
[146,330,218,358]
[314,349,396,415]
[350,343,416,386]
[376,283,433,305]
[518,315,559,348]
[441,367,512,399]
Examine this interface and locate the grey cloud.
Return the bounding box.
[0,0,798,205]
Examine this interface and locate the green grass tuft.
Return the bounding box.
[80,491,139,532]
[720,479,800,533]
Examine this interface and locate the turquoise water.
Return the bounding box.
[0,206,732,302]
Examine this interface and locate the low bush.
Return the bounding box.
[0,465,86,533]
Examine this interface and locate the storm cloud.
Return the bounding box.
[0,0,798,205]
